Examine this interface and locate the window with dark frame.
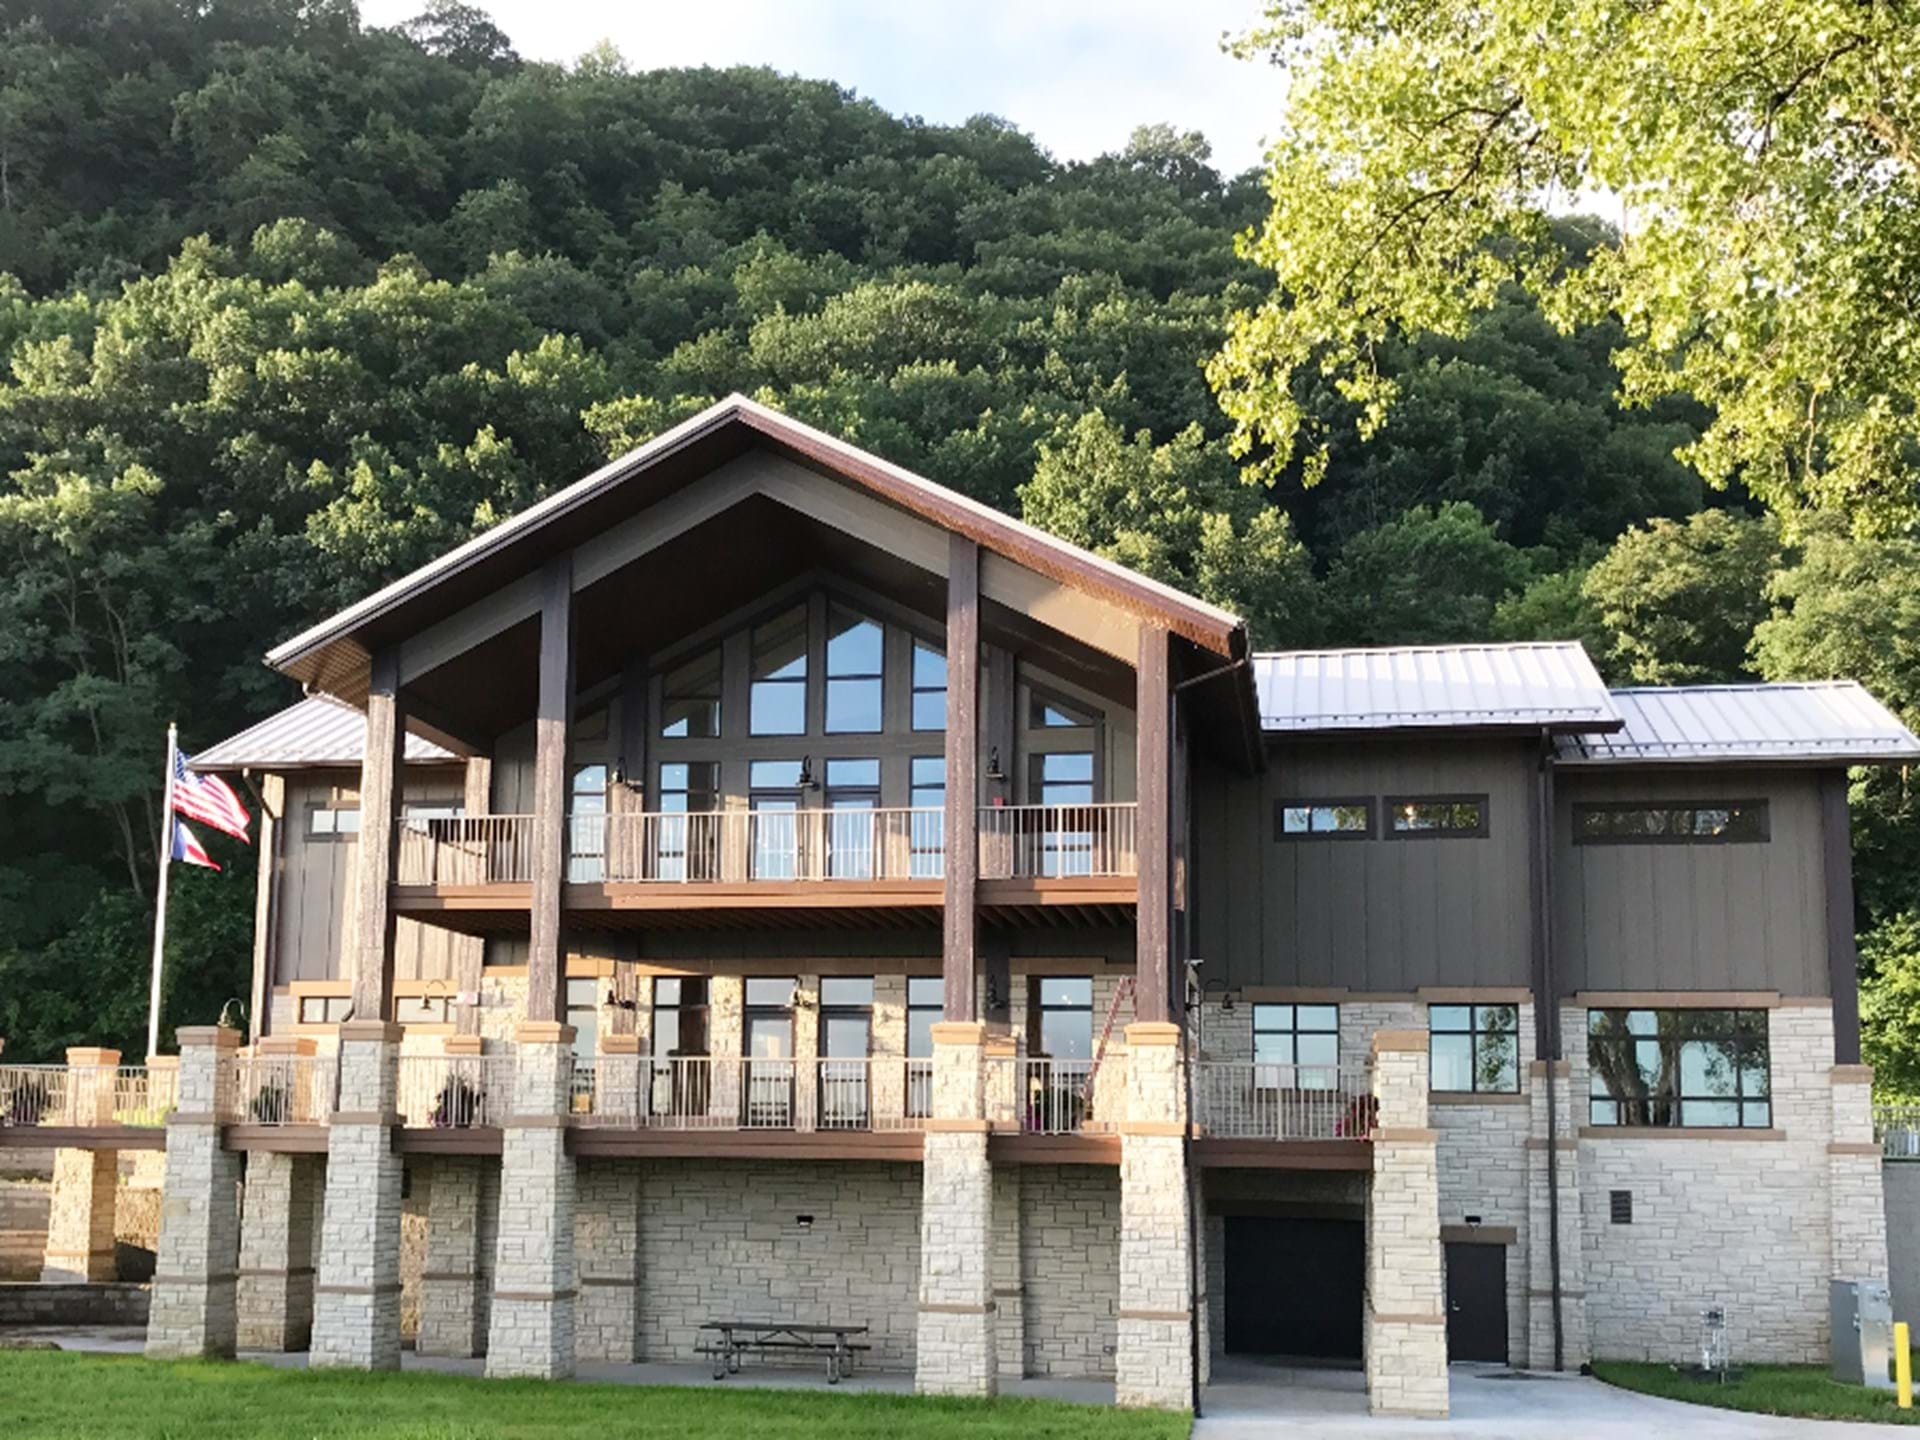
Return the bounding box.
[298,995,352,1024]
[567,763,608,882]
[651,977,709,1057]
[1030,690,1095,728]
[749,605,809,736]
[911,642,947,731]
[660,648,722,738]
[824,757,880,879]
[1030,976,1094,1059]
[748,759,805,880]
[1428,1004,1519,1093]
[1251,1003,1339,1089]
[818,976,874,1125]
[1386,795,1489,838]
[565,977,599,1062]
[1574,801,1769,844]
[909,756,946,877]
[1586,1008,1772,1128]
[825,608,884,734]
[905,975,941,1117]
[743,976,796,1126]
[1273,799,1372,840]
[307,806,362,838]
[655,761,718,880]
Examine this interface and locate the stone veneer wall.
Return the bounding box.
[1016,1165,1119,1376]
[626,1158,922,1369]
[399,1159,430,1341]
[1568,1001,1843,1365]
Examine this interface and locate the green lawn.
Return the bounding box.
[0,1351,1186,1440]
[1594,1360,1919,1426]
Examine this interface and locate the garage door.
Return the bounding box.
[1223,1215,1363,1359]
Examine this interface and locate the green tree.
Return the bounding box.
[1211,2,1920,533]
[1323,501,1531,646]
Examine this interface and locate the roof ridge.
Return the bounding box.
[1608,680,1860,694]
[1253,640,1586,661]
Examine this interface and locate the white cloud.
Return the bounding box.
[357,0,1283,174]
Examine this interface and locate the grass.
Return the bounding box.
[1594,1360,1920,1426]
[0,1350,1187,1440]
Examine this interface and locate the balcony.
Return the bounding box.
[0,1063,177,1136]
[571,1056,932,1133]
[392,803,1139,930]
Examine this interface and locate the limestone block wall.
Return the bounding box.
[400,1160,430,1341]
[1569,1001,1841,1364]
[634,1158,922,1369]
[1017,1165,1120,1376]
[0,1178,50,1279]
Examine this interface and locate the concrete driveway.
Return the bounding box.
[1197,1357,1916,1438]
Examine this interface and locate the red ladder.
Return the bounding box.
[1083,975,1136,1104]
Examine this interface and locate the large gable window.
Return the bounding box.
[1587,1008,1771,1128]
[911,642,947,731]
[749,605,808,736]
[825,607,884,734]
[661,649,721,738]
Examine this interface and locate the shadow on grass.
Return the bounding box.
[1593,1360,1920,1426]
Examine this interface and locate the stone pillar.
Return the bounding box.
[419,1152,492,1358]
[147,1026,243,1359]
[576,1155,642,1363]
[41,1047,121,1283]
[1525,1056,1588,1369]
[916,1020,996,1396]
[1116,1021,1192,1409]
[311,1020,405,1370]
[1366,1029,1448,1419]
[486,1023,577,1379]
[1830,1063,1890,1285]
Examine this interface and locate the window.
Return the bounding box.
[824,758,880,879]
[1387,795,1488,839]
[1574,801,1769,845]
[825,608,884,734]
[906,975,941,1117]
[911,642,947,731]
[819,977,874,1127]
[661,649,721,738]
[307,806,362,838]
[1031,691,1095,728]
[1031,976,1093,1060]
[1428,1004,1519,1093]
[1273,799,1372,840]
[655,762,718,880]
[1030,752,1095,877]
[909,756,946,877]
[394,994,452,1026]
[565,977,600,1061]
[298,995,352,1024]
[743,977,796,1126]
[1252,1004,1339,1087]
[748,759,804,879]
[1586,1008,1771,1128]
[651,977,709,1057]
[568,763,608,882]
[750,605,809,736]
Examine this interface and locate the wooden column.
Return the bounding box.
[1134,625,1171,1025]
[454,756,491,1037]
[527,556,574,1025]
[984,645,1014,805]
[350,648,407,1023]
[249,773,284,1042]
[943,535,980,1021]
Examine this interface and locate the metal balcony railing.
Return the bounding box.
[0,1065,66,1128]
[394,804,1140,887]
[573,1056,932,1133]
[0,1064,178,1129]
[984,1056,1126,1135]
[226,1055,338,1126]
[396,1055,515,1128]
[1875,1104,1920,1159]
[1190,1062,1375,1141]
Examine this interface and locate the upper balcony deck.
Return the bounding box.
[391,802,1139,931]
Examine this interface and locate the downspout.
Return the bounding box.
[1183,989,1202,1417]
[1536,729,1565,1372]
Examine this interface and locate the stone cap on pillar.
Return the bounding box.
[983,1034,1017,1059]
[443,1034,486,1056]
[1124,1022,1182,1047]
[145,1054,179,1072]
[1832,1063,1876,1085]
[176,1025,243,1051]
[1372,1029,1429,1055]
[930,1021,986,1047]
[258,1035,318,1058]
[599,1033,642,1056]
[64,1046,122,1067]
[338,1019,406,1044]
[515,1021,577,1047]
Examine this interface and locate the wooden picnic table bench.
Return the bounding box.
[695,1320,871,1383]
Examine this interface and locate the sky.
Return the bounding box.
[357,0,1286,177]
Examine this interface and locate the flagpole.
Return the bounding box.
[146,722,177,1060]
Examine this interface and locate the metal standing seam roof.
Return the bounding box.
[1253,642,1623,734]
[185,695,459,772]
[1555,682,1920,766]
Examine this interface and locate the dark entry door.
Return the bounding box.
[1444,1242,1508,1363]
[1224,1216,1363,1359]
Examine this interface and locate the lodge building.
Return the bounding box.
[13,396,1914,1416]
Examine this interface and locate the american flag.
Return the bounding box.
[173,750,250,841]
[171,819,219,872]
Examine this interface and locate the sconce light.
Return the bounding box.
[217,998,247,1032]
[798,755,819,791]
[796,1214,815,1232]
[985,747,1006,784]
[985,974,1004,1010]
[792,986,817,1011]
[604,984,638,1012]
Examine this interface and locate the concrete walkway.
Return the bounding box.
[1197,1357,1915,1438]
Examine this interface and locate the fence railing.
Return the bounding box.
[1876,1104,1920,1159]
[575,1056,933,1132]
[397,1055,515,1128]
[0,1064,178,1129]
[1191,1062,1375,1141]
[396,804,1141,887]
[112,1065,177,1127]
[0,1065,67,1127]
[984,1057,1126,1135]
[978,804,1138,879]
[227,1055,338,1126]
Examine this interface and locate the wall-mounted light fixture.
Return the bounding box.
[798,755,819,791]
[796,1214,815,1232]
[985,974,1004,1010]
[985,747,1006,785]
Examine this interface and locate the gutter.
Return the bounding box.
[1535,729,1566,1371]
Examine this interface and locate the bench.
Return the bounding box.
[695,1320,872,1383]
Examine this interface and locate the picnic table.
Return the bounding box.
[696,1320,871,1383]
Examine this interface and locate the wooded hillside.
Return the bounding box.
[0,1,1912,1084]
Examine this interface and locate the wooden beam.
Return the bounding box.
[943,534,980,1021]
[527,555,575,1024]
[351,647,406,1022]
[618,656,649,807]
[1821,770,1863,1064]
[400,693,487,758]
[249,773,283,1043]
[1135,624,1171,1024]
[985,645,1014,806]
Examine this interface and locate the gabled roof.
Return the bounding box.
[1254,642,1622,735]
[187,696,459,773]
[1555,682,1920,767]
[265,394,1249,698]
